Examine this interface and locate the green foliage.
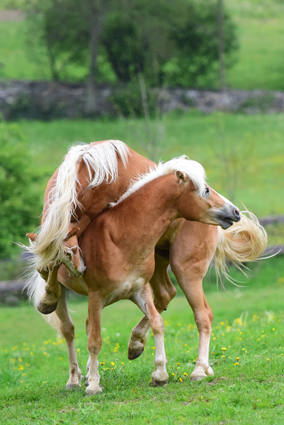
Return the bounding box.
[21,0,238,88]
[164,0,238,88]
[0,122,41,259]
[101,0,182,86]
[101,15,144,83]
[1,0,284,91]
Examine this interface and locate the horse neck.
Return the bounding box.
[112,173,181,252]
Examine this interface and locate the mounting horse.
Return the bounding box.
[29,156,244,395]
[26,140,267,389]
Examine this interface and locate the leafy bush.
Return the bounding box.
[0,122,42,259]
[165,1,238,88]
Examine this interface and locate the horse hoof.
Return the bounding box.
[85,386,103,396]
[128,346,144,360]
[151,378,168,387]
[37,301,58,315]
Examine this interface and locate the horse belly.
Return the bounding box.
[105,276,146,306]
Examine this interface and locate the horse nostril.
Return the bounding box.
[234,208,241,220]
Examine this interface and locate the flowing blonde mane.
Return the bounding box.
[111,155,207,207]
[26,140,129,270]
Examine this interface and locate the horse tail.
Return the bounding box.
[26,140,129,271]
[26,271,64,335]
[214,211,267,282]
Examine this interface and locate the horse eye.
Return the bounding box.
[205,187,210,196]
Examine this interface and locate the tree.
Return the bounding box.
[26,0,116,113]
[217,0,226,90]
[25,0,238,97]
[165,0,238,88]
[0,122,41,259]
[101,0,183,86]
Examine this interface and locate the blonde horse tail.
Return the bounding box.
[26,140,129,271]
[214,211,268,283]
[27,271,63,334]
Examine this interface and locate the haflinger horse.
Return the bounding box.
[26,140,267,390]
[29,156,242,395]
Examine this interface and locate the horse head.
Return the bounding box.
[174,170,240,230]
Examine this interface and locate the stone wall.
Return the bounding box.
[1,80,284,120]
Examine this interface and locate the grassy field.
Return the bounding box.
[16,111,284,218]
[1,0,284,90]
[226,0,284,90]
[1,255,284,424]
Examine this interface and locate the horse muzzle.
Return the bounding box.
[216,204,241,229]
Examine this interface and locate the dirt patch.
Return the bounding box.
[0,9,25,22]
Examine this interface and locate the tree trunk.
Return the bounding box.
[85,0,107,115]
[217,0,226,91]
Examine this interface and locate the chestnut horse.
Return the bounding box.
[30,156,243,395]
[26,140,267,387]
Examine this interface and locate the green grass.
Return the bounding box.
[226,0,284,90]
[0,20,51,80]
[1,256,284,424]
[17,111,284,217]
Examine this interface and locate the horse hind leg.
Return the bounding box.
[54,284,82,389]
[85,294,103,396]
[172,263,214,381]
[131,283,169,386]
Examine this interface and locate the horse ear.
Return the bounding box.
[176,170,187,181]
[26,232,38,242]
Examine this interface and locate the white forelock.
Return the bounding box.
[112,155,207,206]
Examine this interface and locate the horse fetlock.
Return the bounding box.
[66,368,82,390]
[151,369,169,386]
[190,364,214,381]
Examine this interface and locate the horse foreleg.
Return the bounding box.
[62,229,86,277]
[128,251,176,360]
[55,284,82,389]
[37,264,61,315]
[85,292,103,396]
[131,283,169,385]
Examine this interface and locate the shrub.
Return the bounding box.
[0,122,41,259]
